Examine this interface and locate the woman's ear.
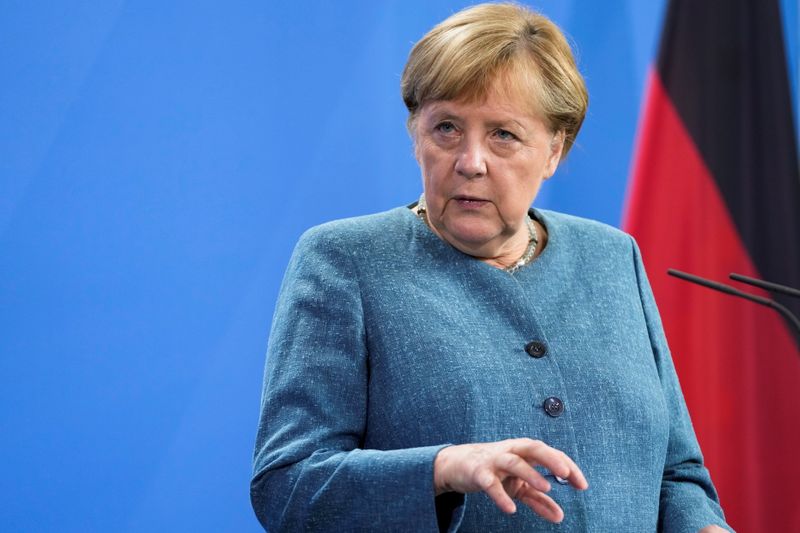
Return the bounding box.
[544,130,565,179]
[409,118,421,163]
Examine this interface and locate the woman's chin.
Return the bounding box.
[437,223,501,254]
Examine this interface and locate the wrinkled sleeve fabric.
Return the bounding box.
[630,237,734,533]
[250,226,463,532]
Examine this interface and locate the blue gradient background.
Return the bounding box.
[1,2,796,531]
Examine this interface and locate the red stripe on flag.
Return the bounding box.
[624,70,800,532]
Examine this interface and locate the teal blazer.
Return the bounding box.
[251,206,731,532]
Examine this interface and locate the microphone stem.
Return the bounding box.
[667,269,800,337]
[729,272,800,298]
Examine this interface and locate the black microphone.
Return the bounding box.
[666,268,800,336]
[728,272,800,299]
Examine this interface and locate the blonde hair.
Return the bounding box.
[401,2,588,156]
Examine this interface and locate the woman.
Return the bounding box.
[251,4,731,532]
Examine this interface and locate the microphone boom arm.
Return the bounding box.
[667,269,800,336]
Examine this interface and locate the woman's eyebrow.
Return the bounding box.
[485,119,526,130]
[426,108,460,121]
[482,119,529,136]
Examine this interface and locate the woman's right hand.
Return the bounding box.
[433,438,588,523]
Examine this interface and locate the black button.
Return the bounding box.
[543,397,564,417]
[525,341,547,358]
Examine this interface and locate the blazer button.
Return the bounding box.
[525,341,547,358]
[543,397,564,417]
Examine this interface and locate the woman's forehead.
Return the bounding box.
[422,77,543,122]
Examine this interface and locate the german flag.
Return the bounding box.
[623,0,800,530]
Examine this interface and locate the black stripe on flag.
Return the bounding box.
[656,0,800,344]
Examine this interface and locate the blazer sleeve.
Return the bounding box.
[629,237,734,533]
[250,226,464,532]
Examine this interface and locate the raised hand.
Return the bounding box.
[433,438,588,522]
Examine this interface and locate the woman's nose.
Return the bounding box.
[454,139,488,178]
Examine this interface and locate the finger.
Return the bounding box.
[547,451,588,490]
[494,452,551,492]
[518,488,565,523]
[510,440,588,490]
[501,477,526,499]
[476,468,517,514]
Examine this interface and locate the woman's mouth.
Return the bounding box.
[454,196,489,208]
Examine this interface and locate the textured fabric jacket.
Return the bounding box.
[251,206,732,532]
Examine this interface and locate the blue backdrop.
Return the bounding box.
[1,2,797,531]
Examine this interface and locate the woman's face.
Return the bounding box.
[414,79,563,263]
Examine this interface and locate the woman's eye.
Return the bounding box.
[435,121,456,134]
[495,129,517,141]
